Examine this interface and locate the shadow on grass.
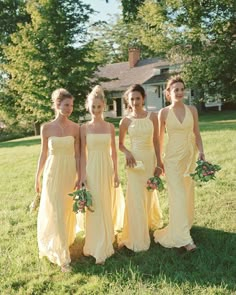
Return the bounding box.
[70,226,236,292]
[0,137,41,148]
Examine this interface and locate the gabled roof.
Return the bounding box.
[97,57,171,92]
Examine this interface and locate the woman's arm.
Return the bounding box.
[79,124,87,186]
[158,108,166,157]
[119,117,136,167]
[110,123,119,187]
[150,112,163,176]
[190,106,205,161]
[158,108,167,174]
[35,124,48,193]
[74,124,80,189]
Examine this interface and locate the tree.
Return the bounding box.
[0,0,30,61]
[0,0,99,133]
[90,18,155,64]
[134,0,236,101]
[121,0,145,22]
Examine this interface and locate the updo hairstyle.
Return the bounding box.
[123,84,146,110]
[51,88,73,110]
[85,85,106,110]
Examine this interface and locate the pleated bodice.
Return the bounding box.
[128,116,154,152]
[87,133,111,152]
[48,136,75,156]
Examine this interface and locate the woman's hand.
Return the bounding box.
[74,179,81,190]
[198,152,205,161]
[154,162,164,177]
[125,151,136,168]
[35,178,41,194]
[114,175,120,188]
[79,177,87,188]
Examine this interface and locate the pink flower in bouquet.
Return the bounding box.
[190,160,221,182]
[69,188,94,214]
[146,176,164,192]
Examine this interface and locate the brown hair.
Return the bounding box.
[51,88,73,110]
[165,75,185,101]
[85,85,106,110]
[123,84,146,110]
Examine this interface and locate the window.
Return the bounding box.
[160,68,169,74]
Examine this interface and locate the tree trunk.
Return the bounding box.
[34,122,40,136]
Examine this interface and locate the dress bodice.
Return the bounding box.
[165,105,197,174]
[48,136,75,156]
[86,134,111,153]
[128,113,154,151]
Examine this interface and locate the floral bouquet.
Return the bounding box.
[69,187,94,214]
[146,176,164,192]
[190,160,221,182]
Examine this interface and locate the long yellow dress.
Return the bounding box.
[37,136,77,266]
[119,113,163,252]
[154,105,197,248]
[83,133,124,263]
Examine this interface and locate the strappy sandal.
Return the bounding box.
[183,242,197,252]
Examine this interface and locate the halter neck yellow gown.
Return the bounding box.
[83,133,124,263]
[154,105,197,248]
[119,113,163,252]
[37,136,77,267]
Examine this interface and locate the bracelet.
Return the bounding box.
[199,152,205,155]
[156,166,163,171]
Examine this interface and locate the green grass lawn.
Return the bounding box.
[0,110,235,295]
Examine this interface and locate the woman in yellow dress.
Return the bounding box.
[154,76,205,252]
[35,88,80,272]
[119,84,163,252]
[80,85,124,264]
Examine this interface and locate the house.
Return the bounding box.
[97,48,194,117]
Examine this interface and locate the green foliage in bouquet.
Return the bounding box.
[69,187,94,213]
[190,160,221,182]
[29,194,40,213]
[146,176,164,192]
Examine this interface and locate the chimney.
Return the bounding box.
[128,48,140,68]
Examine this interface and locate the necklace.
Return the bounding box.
[57,121,69,136]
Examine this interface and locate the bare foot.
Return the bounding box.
[61,264,72,273]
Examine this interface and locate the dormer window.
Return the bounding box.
[160,68,169,74]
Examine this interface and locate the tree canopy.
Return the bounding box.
[0,0,99,131]
[120,0,236,101]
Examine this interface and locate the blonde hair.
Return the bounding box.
[165,75,185,102]
[85,85,106,110]
[51,88,73,110]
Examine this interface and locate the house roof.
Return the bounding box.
[97,57,171,92]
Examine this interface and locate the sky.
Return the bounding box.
[82,0,121,23]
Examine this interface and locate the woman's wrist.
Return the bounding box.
[155,166,163,171]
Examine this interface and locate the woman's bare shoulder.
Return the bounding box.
[119,116,131,127]
[159,106,170,120]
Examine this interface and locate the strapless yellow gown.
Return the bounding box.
[37,136,77,266]
[83,134,124,263]
[154,105,197,248]
[119,113,163,252]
